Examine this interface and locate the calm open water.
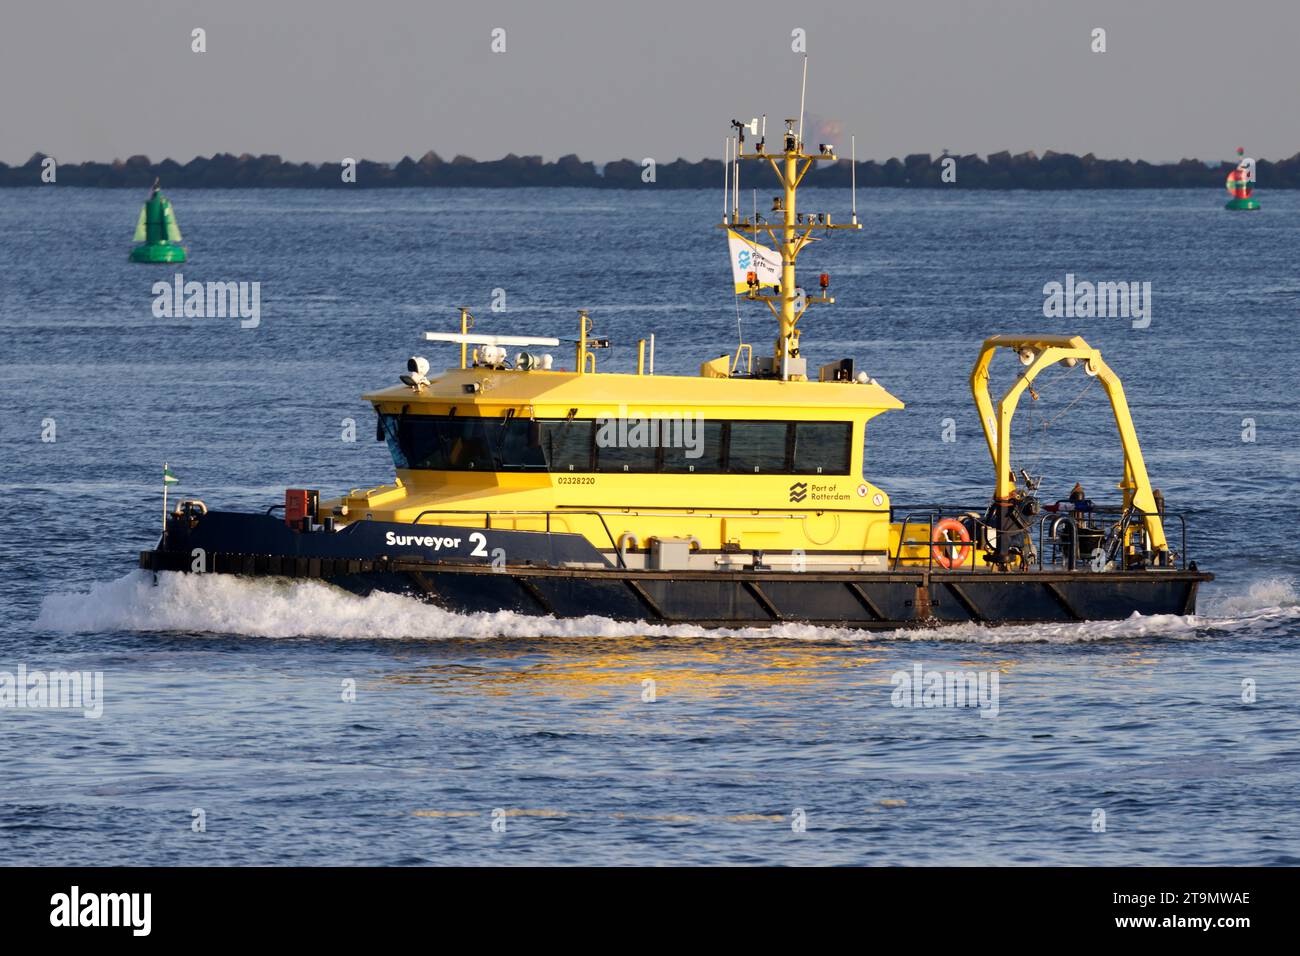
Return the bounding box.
[1,187,1298,865]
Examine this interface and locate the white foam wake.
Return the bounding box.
[1203,577,1298,617]
[35,570,1273,644]
[36,570,698,641]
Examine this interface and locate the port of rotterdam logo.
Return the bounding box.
[789,481,850,504]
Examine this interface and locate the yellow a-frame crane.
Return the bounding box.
[970,334,1169,565]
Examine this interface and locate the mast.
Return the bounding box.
[723,59,860,381]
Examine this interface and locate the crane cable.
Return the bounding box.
[1020,365,1098,476]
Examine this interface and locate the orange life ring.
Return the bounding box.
[931,517,972,569]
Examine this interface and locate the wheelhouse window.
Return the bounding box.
[499,419,550,470]
[379,413,853,476]
[538,420,592,472]
[380,414,547,471]
[661,420,725,473]
[792,422,852,474]
[595,440,660,472]
[727,421,791,473]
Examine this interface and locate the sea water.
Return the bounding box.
[2,187,1298,864]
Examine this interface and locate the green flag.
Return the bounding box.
[163,465,180,486]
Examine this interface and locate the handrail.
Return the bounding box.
[395,502,1187,576]
[1039,514,1082,571]
[890,508,994,573]
[892,502,1192,573]
[407,508,627,569]
[1038,508,1188,571]
[891,513,923,571]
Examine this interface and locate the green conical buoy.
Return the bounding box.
[129,179,187,262]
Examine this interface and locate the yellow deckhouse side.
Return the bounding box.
[319,366,906,571]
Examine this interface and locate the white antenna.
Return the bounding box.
[851,134,858,223]
[740,186,758,347]
[723,137,730,223]
[732,135,740,222]
[761,114,767,142]
[797,55,808,148]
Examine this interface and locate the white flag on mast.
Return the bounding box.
[726,229,781,293]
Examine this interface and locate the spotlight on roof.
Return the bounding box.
[400,355,430,389]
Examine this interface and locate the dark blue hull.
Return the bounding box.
[137,510,1211,629]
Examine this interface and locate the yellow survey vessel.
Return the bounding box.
[141,65,1210,628]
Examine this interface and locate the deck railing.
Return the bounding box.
[890,504,1189,572]
[374,502,1190,575]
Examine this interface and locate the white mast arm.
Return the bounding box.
[797,55,808,147]
[851,135,857,223]
[723,137,730,223]
[732,135,739,222]
[425,332,560,347]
